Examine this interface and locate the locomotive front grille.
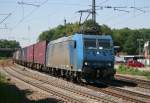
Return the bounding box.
[83,61,113,69]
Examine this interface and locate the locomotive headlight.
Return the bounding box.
[108,63,111,67]
[85,62,88,66]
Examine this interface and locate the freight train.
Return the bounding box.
[13,33,116,82]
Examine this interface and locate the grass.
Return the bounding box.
[117,64,150,79]
[0,59,13,66]
[0,57,8,60]
[0,73,7,84]
[0,72,25,103]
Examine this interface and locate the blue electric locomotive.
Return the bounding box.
[46,33,115,81]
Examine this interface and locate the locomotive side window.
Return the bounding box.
[98,39,111,50]
[74,41,76,48]
[84,39,96,49]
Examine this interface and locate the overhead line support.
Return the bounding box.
[0,13,12,25]
[92,0,96,23]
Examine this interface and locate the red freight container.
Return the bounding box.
[34,41,47,65]
[26,45,34,62]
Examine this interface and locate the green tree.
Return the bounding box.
[38,20,150,55]
[81,19,101,34]
[101,24,112,35]
[0,40,20,58]
[112,28,131,51]
[123,31,139,54]
[0,40,20,48]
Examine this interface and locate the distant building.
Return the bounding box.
[144,41,150,59]
[143,41,150,66]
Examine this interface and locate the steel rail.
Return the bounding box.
[3,67,84,103]
[10,66,116,103]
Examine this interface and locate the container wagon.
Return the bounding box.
[33,41,48,70]
[26,45,34,68]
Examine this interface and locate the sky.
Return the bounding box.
[0,0,150,47]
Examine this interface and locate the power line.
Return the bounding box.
[0,4,20,31]
[0,14,10,15]
[11,0,48,30]
[77,0,149,25]
[130,7,146,13]
[17,1,40,7]
[77,0,97,23]
[0,27,8,29]
[114,8,129,13]
[77,9,92,24]
[96,5,150,13]
[99,0,110,5]
[0,23,8,29]
[46,1,87,6]
[3,0,150,32]
[0,13,12,25]
[111,10,150,28]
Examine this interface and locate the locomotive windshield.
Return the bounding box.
[84,39,111,50]
[98,39,111,50]
[84,39,97,49]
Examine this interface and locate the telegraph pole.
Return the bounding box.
[92,0,96,23]
[64,18,67,36]
[64,18,66,26]
[137,39,143,55]
[77,0,96,23]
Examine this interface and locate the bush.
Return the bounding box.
[117,64,150,79]
[0,73,6,84]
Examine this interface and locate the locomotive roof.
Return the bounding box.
[48,33,112,45]
[83,34,112,39]
[48,36,72,45]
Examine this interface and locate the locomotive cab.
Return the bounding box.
[82,35,115,80]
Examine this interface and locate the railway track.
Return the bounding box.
[99,79,150,99]
[4,66,121,103]
[86,84,150,103]
[115,74,150,89]
[3,67,102,103]
[12,65,150,103]
[10,66,120,103]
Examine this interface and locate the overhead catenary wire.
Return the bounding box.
[77,0,150,30]
[21,0,25,19]
[11,0,48,30]
[46,1,88,6]
[130,7,146,13]
[0,13,12,25]
[0,23,8,29]
[111,10,149,28]
[0,4,20,31]
[95,4,149,25]
[91,0,150,29]
[17,1,40,7]
[12,0,150,28]
[0,14,11,29]
[99,0,110,5]
[0,14,10,15]
[0,0,150,38]
[7,0,49,43]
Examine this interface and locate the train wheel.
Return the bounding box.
[108,75,115,80]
